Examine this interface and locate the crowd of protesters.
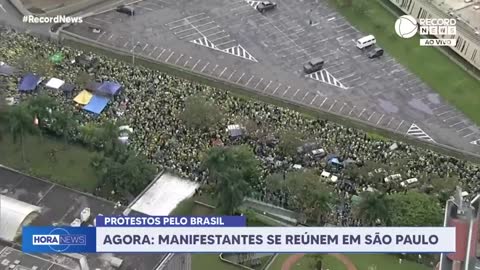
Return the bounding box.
[1,29,480,212]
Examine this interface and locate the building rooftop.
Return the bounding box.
[0,165,167,270]
[435,0,480,33]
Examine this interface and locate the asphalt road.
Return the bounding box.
[8,0,480,155]
[0,0,51,34]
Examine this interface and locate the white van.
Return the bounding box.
[356,35,376,49]
[400,178,418,187]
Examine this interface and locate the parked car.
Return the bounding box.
[356,34,376,49]
[116,5,135,16]
[303,58,324,74]
[368,47,384,58]
[257,1,277,13]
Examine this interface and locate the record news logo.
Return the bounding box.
[32,228,86,252]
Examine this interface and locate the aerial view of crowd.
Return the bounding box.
[1,28,480,221]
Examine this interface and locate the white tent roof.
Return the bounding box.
[0,195,41,241]
[131,173,199,215]
[46,78,65,89]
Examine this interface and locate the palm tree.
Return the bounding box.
[353,191,390,226]
[7,104,38,164]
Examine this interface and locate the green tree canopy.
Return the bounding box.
[202,145,261,214]
[387,191,443,226]
[180,95,223,130]
[93,150,156,201]
[353,191,391,226]
[278,130,304,157]
[284,170,334,224]
[6,104,38,163]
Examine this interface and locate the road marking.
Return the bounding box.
[166,13,206,26]
[212,64,219,73]
[349,106,356,116]
[310,94,318,105]
[219,67,228,77]
[245,75,255,86]
[107,33,114,41]
[192,59,201,69]
[184,57,192,67]
[395,120,404,131]
[264,81,272,91]
[367,112,376,121]
[306,69,348,89]
[471,139,480,145]
[406,123,435,143]
[358,108,366,118]
[449,121,465,128]
[376,114,384,125]
[148,46,158,56]
[165,51,175,62]
[236,73,245,83]
[386,117,394,127]
[96,31,106,41]
[201,62,210,72]
[157,49,167,59]
[254,78,263,89]
[227,70,237,81]
[319,97,328,107]
[174,54,183,64]
[293,89,301,97]
[0,4,6,12]
[272,84,281,95]
[437,110,453,117]
[281,86,291,97]
[142,44,149,51]
[464,132,475,138]
[339,103,346,113]
[328,100,337,111]
[301,91,309,101]
[457,125,473,133]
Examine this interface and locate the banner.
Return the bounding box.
[22,216,456,253]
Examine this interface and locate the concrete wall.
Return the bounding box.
[388,0,480,71]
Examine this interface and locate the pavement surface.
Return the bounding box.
[5,0,480,155]
[0,165,167,270]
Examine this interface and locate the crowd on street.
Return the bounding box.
[1,28,480,215]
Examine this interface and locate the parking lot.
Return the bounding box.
[61,0,480,155]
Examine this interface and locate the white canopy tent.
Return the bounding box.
[0,195,41,241]
[45,78,65,89]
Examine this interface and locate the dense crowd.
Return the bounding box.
[1,28,480,214]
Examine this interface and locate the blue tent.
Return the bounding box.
[83,95,109,115]
[97,81,122,96]
[18,73,41,92]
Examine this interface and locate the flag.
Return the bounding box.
[49,52,64,64]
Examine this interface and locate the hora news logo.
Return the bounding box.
[394,15,457,47]
[32,228,86,252]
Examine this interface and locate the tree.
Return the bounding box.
[26,95,55,130]
[93,150,156,200]
[49,110,76,144]
[307,254,324,270]
[353,191,390,226]
[284,170,334,224]
[202,145,261,215]
[6,104,38,163]
[180,95,223,130]
[387,192,443,226]
[278,130,304,157]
